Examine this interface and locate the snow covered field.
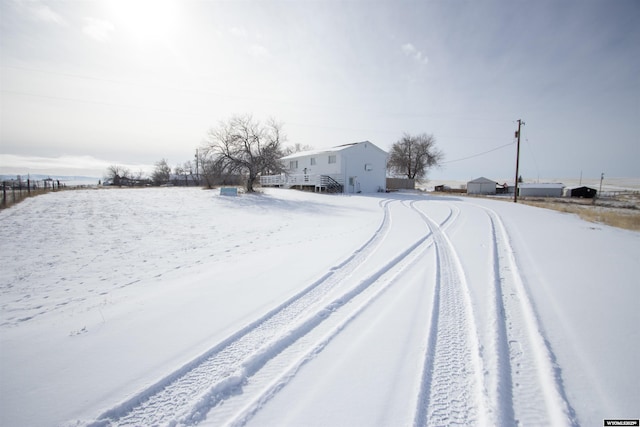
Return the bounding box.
[1,187,638,426]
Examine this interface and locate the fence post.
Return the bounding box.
[2,184,5,206]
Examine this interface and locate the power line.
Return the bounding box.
[1,64,517,123]
[0,89,205,117]
[0,89,401,136]
[2,86,515,139]
[441,141,515,164]
[2,65,526,147]
[524,138,540,182]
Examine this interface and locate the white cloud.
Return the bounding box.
[25,2,66,25]
[0,154,106,171]
[249,44,270,58]
[0,154,152,178]
[401,42,429,65]
[228,26,270,58]
[83,17,115,42]
[401,42,417,55]
[230,26,248,38]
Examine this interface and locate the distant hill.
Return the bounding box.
[0,174,101,186]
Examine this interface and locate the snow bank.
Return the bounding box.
[0,187,637,426]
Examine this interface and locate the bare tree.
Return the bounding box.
[133,169,147,181]
[132,169,150,186]
[387,133,443,180]
[283,143,314,156]
[173,161,195,186]
[104,165,131,186]
[204,115,286,192]
[197,153,234,188]
[182,160,194,176]
[151,159,171,185]
[199,152,218,188]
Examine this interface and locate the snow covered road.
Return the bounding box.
[1,188,638,426]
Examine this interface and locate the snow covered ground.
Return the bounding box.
[0,187,638,427]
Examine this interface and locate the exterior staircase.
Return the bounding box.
[321,175,343,193]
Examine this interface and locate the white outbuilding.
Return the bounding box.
[260,141,388,194]
[467,177,497,195]
[517,183,565,197]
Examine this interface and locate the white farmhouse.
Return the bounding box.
[260,141,388,194]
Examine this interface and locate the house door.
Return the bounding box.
[349,176,358,193]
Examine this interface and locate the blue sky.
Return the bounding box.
[1,0,638,180]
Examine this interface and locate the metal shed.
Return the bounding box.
[518,183,564,197]
[566,186,597,198]
[467,177,497,195]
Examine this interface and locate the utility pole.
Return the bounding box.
[599,172,604,197]
[195,149,199,184]
[514,119,524,203]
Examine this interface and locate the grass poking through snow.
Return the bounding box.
[521,199,640,231]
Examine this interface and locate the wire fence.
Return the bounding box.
[599,190,640,198]
[1,178,70,209]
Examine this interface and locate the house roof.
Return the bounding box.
[281,141,381,160]
[468,177,496,184]
[569,186,597,190]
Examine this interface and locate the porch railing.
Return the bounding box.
[259,174,288,186]
[260,174,344,192]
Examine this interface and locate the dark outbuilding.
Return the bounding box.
[568,186,597,198]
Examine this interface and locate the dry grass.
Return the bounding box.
[1,188,52,210]
[520,198,640,231]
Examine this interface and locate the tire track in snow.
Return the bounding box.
[83,199,419,427]
[201,203,460,426]
[484,207,577,426]
[412,202,489,427]
[86,198,395,426]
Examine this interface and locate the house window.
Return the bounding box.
[289,160,298,169]
[364,163,373,171]
[328,155,336,164]
[310,157,316,166]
